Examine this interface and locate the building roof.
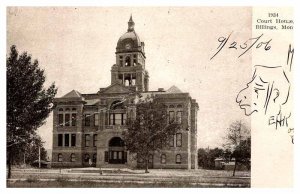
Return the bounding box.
[85,99,100,106]
[166,85,183,93]
[62,90,82,98]
[116,15,144,53]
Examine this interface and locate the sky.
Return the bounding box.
[7,7,252,150]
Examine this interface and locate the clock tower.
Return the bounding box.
[111,15,149,92]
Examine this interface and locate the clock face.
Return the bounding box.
[125,43,131,49]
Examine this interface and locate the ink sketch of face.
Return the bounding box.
[236,65,290,116]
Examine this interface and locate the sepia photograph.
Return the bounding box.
[5,5,294,189]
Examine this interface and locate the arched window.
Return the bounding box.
[70,153,76,162]
[65,108,70,111]
[177,104,183,108]
[58,153,63,162]
[84,154,90,163]
[59,108,63,111]
[125,56,131,66]
[176,154,182,164]
[161,154,166,164]
[109,101,126,125]
[109,137,125,147]
[169,105,175,108]
[110,101,125,110]
[72,108,77,111]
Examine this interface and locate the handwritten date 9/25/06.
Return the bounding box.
[210,32,272,60]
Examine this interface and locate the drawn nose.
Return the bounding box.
[236,88,247,103]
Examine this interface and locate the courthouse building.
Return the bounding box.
[52,16,199,169]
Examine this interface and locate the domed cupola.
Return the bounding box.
[111,15,149,92]
[116,15,145,56]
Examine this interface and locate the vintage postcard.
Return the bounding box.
[6,6,294,188]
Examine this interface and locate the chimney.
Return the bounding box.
[158,88,164,92]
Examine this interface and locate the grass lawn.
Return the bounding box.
[7,167,250,188]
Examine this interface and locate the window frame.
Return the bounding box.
[176,111,182,124]
[169,134,175,147]
[169,111,175,124]
[176,154,182,164]
[58,134,63,147]
[85,134,90,147]
[94,114,99,126]
[58,153,63,162]
[65,114,70,126]
[71,134,76,147]
[58,114,64,126]
[64,134,70,147]
[93,134,97,147]
[71,113,77,126]
[176,133,182,147]
[161,154,166,164]
[70,153,76,162]
[85,114,91,126]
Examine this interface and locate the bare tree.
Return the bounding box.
[224,121,251,176]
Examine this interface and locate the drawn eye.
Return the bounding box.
[254,89,258,94]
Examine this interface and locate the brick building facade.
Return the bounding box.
[52,16,199,169]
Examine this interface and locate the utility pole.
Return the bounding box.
[38,146,41,168]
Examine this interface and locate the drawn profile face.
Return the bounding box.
[236,66,290,116]
[236,75,267,116]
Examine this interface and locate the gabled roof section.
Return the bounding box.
[98,82,133,94]
[62,90,82,98]
[166,85,183,93]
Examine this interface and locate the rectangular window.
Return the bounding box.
[94,114,99,126]
[58,134,63,147]
[109,114,114,125]
[93,134,97,147]
[169,111,175,124]
[85,134,90,147]
[115,114,122,125]
[105,151,109,162]
[65,114,70,126]
[58,114,64,126]
[85,114,90,126]
[71,134,76,147]
[113,151,117,159]
[169,134,175,147]
[71,113,76,126]
[176,111,182,124]
[176,133,182,147]
[65,134,69,147]
[122,114,126,125]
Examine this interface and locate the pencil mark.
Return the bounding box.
[236,44,294,143]
[210,32,272,60]
[287,44,294,71]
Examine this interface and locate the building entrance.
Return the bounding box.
[108,137,127,164]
